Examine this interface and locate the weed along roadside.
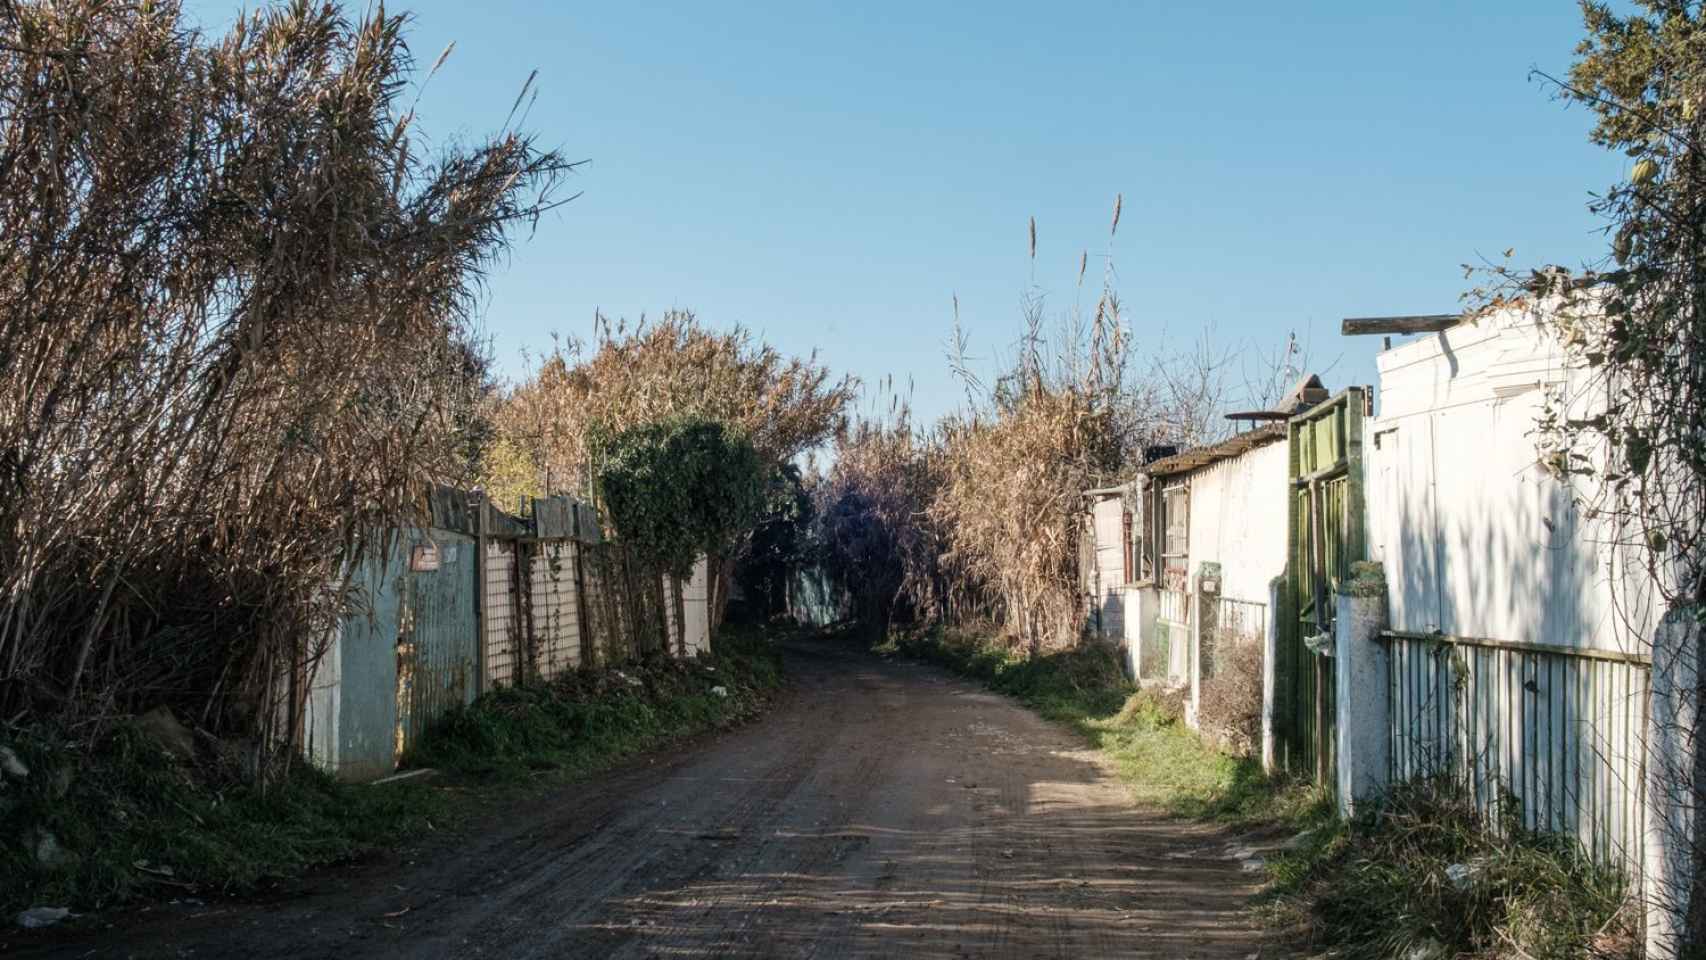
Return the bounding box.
[0,623,788,926]
[877,626,1637,959]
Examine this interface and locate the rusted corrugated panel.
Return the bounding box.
[483,539,519,688]
[530,539,582,679]
[395,528,479,763]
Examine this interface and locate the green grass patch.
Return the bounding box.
[0,725,444,916]
[1264,778,1636,960]
[406,621,784,782]
[1,622,788,919]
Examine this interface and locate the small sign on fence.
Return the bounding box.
[410,543,440,572]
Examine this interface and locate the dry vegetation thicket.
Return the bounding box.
[480,311,857,631]
[483,311,858,508]
[0,0,574,752]
[819,200,1206,651]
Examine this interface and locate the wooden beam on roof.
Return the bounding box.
[1341,314,1460,336]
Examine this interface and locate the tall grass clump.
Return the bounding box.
[0,0,575,756]
[406,622,784,782]
[1268,778,1635,960]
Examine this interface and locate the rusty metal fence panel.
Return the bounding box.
[394,529,479,762]
[483,539,520,687]
[528,539,583,680]
[1385,631,1650,868]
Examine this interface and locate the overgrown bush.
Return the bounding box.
[0,0,572,746]
[1269,778,1635,960]
[1196,639,1263,756]
[595,416,767,578]
[815,411,946,636]
[406,623,784,781]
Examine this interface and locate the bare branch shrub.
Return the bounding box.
[1197,640,1263,756]
[0,0,574,749]
[485,311,858,500]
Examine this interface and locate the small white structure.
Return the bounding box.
[1138,423,1292,736]
[1082,376,1326,752]
[1081,481,1139,645]
[1346,300,1691,957]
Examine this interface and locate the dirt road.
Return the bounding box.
[15,637,1270,959]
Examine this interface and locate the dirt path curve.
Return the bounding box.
[15,637,1271,959]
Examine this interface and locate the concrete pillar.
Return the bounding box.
[1645,604,1702,960]
[1189,563,1222,732]
[1334,561,1389,816]
[1127,584,1159,682]
[1262,575,1283,774]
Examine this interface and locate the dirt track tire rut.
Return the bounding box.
[13,638,1270,959]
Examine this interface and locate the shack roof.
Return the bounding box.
[1142,420,1288,478]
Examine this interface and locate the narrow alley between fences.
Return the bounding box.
[17,636,1265,960]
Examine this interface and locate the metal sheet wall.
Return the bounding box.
[394,529,479,761]
[336,540,406,782]
[1387,633,1650,868]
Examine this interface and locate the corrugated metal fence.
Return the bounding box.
[304,489,714,781]
[1384,630,1650,868]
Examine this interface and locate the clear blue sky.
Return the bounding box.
[190,1,1626,425]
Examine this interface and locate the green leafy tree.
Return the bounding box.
[1518,2,1706,609]
[595,417,767,579]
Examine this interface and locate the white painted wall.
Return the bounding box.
[682,555,712,656]
[1180,438,1290,720]
[1184,440,1290,609]
[1088,494,1128,640]
[1366,305,1659,651]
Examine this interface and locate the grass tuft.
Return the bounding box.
[1265,778,1635,960]
[406,621,783,782]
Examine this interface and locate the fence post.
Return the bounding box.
[1645,603,1702,960]
[1334,561,1389,816]
[1262,574,1283,774]
[1189,562,1222,731]
[474,492,487,698]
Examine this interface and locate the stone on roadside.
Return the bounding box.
[0,745,28,779]
[134,706,197,762]
[27,828,74,870]
[16,907,71,929]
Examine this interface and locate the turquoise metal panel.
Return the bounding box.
[334,528,480,781]
[395,528,479,760]
[337,539,405,782]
